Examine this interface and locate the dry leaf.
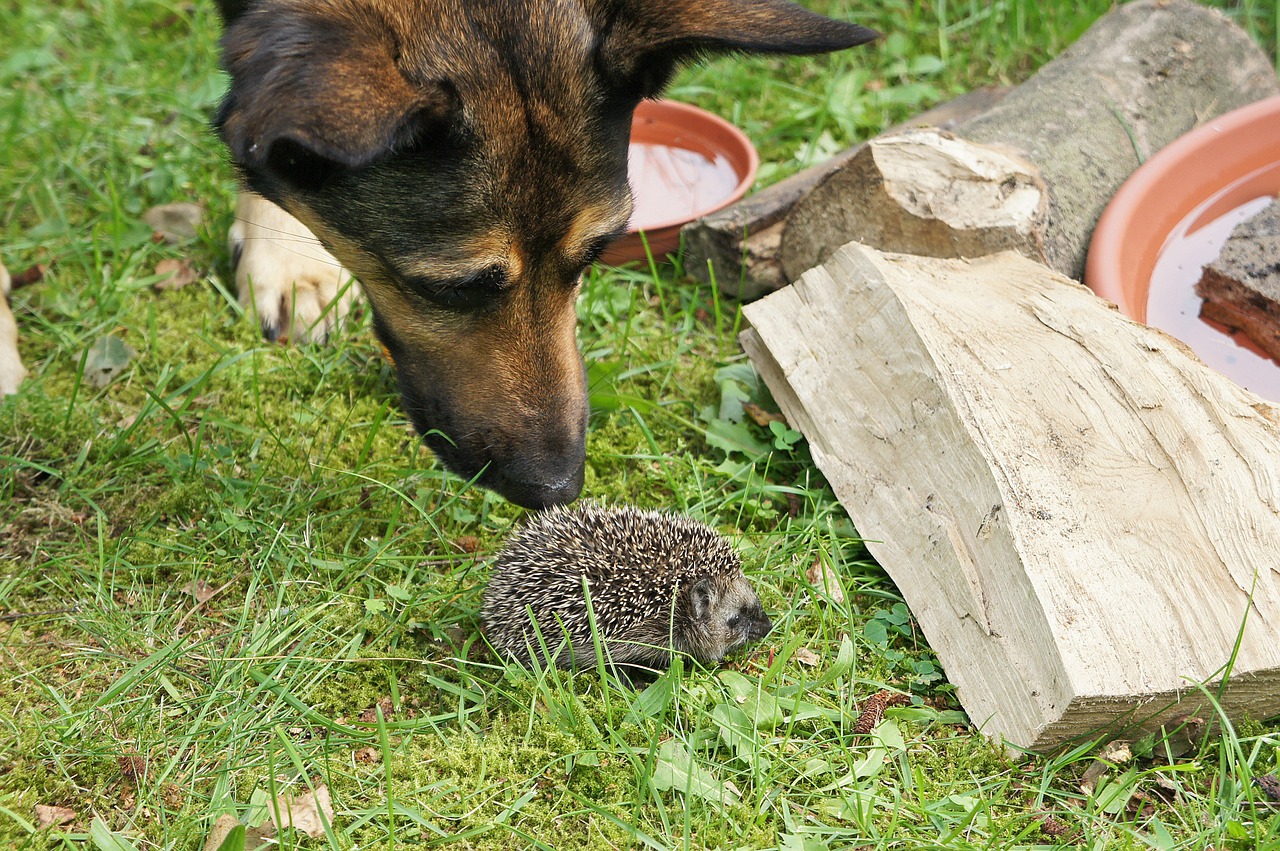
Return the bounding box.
[154,258,199,291]
[741,401,786,428]
[182,579,216,604]
[267,785,334,838]
[34,804,76,828]
[1100,739,1133,765]
[142,202,204,244]
[805,560,845,605]
[202,814,243,851]
[353,747,381,764]
[359,697,394,724]
[1036,811,1071,838]
[1257,774,1280,804]
[793,647,820,667]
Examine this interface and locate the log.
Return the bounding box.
[779,0,1280,287]
[680,87,1010,301]
[1196,201,1280,360]
[741,242,1280,750]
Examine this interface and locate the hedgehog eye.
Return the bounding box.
[727,614,741,630]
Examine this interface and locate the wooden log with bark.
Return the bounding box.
[679,87,1010,300]
[687,0,1280,300]
[741,243,1280,750]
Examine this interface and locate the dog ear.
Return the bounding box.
[215,5,455,188]
[599,0,878,98]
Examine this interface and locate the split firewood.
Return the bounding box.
[741,242,1280,750]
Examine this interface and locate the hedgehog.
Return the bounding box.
[482,504,772,672]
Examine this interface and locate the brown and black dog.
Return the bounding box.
[214,0,876,508]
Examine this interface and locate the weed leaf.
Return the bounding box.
[652,740,739,806]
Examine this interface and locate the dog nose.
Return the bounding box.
[498,462,585,509]
[502,475,583,509]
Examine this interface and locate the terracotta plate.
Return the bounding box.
[601,99,759,265]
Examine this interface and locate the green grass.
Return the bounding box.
[3,0,1279,849]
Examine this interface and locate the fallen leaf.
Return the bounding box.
[454,535,480,553]
[1036,811,1071,838]
[1101,739,1133,765]
[154,258,199,291]
[805,560,845,605]
[182,579,216,604]
[353,747,380,764]
[793,647,820,667]
[266,785,334,838]
[202,815,243,851]
[742,401,786,428]
[10,263,47,290]
[142,202,204,244]
[34,804,76,828]
[83,335,136,388]
[359,697,393,724]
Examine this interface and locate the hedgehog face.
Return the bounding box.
[680,575,772,663]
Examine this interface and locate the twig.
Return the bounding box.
[1,606,81,622]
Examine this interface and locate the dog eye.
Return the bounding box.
[580,230,626,268]
[410,266,508,310]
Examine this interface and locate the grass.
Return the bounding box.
[2,0,1279,848]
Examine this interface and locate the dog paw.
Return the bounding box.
[229,192,360,344]
[0,262,25,395]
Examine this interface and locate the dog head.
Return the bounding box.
[215,0,876,508]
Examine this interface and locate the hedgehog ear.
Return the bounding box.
[690,578,720,620]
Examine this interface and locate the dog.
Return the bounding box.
[5,0,876,505]
[215,0,876,509]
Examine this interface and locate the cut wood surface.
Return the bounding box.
[741,242,1280,750]
[778,0,1280,287]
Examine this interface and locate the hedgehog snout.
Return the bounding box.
[728,602,772,649]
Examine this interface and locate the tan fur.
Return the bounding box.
[230,191,359,343]
[0,262,25,396]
